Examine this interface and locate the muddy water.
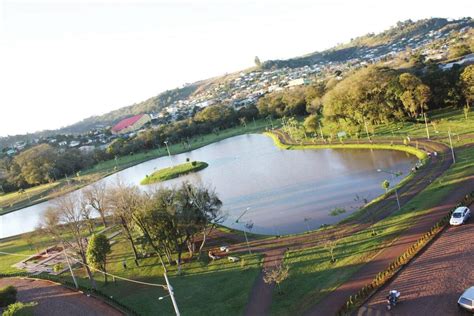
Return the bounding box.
[0,134,417,238]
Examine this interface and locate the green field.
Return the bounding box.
[141,161,208,185]
[0,229,262,316]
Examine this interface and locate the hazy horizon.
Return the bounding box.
[0,0,472,137]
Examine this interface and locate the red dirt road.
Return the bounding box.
[360,204,474,316]
[0,277,123,316]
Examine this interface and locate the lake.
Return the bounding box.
[0,134,418,238]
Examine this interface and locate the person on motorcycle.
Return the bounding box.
[387,290,400,306]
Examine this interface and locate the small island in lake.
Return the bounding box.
[141,161,209,184]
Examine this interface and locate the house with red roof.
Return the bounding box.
[111,114,151,135]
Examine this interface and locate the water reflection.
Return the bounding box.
[0,134,417,238]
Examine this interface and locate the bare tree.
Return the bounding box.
[106,183,141,266]
[263,264,290,294]
[40,193,97,289]
[83,182,109,227]
[324,239,338,264]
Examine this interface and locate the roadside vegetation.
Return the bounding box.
[141,161,208,185]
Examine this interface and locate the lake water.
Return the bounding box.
[0,134,418,238]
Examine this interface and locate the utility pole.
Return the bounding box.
[423,113,430,140]
[448,128,456,164]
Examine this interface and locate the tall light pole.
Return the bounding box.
[448,128,456,164]
[157,253,181,316]
[377,169,402,211]
[304,217,311,233]
[164,141,171,158]
[235,207,252,254]
[423,113,430,140]
[163,272,180,316]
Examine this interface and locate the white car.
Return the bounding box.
[449,206,471,226]
[458,286,474,312]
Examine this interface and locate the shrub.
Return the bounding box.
[0,285,17,307]
[2,301,37,316]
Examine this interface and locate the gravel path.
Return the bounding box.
[0,278,123,316]
[359,203,474,316]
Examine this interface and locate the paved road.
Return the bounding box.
[0,278,123,316]
[359,204,474,316]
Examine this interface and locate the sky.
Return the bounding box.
[0,0,472,136]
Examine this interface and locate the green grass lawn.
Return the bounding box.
[290,107,473,149]
[0,226,262,316]
[0,182,59,213]
[141,161,208,185]
[270,145,474,315]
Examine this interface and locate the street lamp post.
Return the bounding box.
[304,217,311,233]
[236,207,252,254]
[157,254,181,316]
[164,141,171,158]
[377,169,401,211]
[163,272,180,316]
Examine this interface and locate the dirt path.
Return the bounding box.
[359,202,474,316]
[0,277,123,316]
[242,132,453,316]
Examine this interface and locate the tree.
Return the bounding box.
[415,84,431,115]
[263,264,289,294]
[83,182,109,227]
[0,285,17,307]
[460,65,474,107]
[324,239,338,263]
[107,184,141,266]
[10,144,58,185]
[181,183,225,257]
[254,56,262,68]
[464,105,470,120]
[40,193,97,289]
[382,180,390,192]
[303,114,320,135]
[87,234,111,283]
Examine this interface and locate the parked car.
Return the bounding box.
[458,286,474,312]
[449,206,471,226]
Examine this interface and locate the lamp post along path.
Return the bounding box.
[377,169,401,211]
